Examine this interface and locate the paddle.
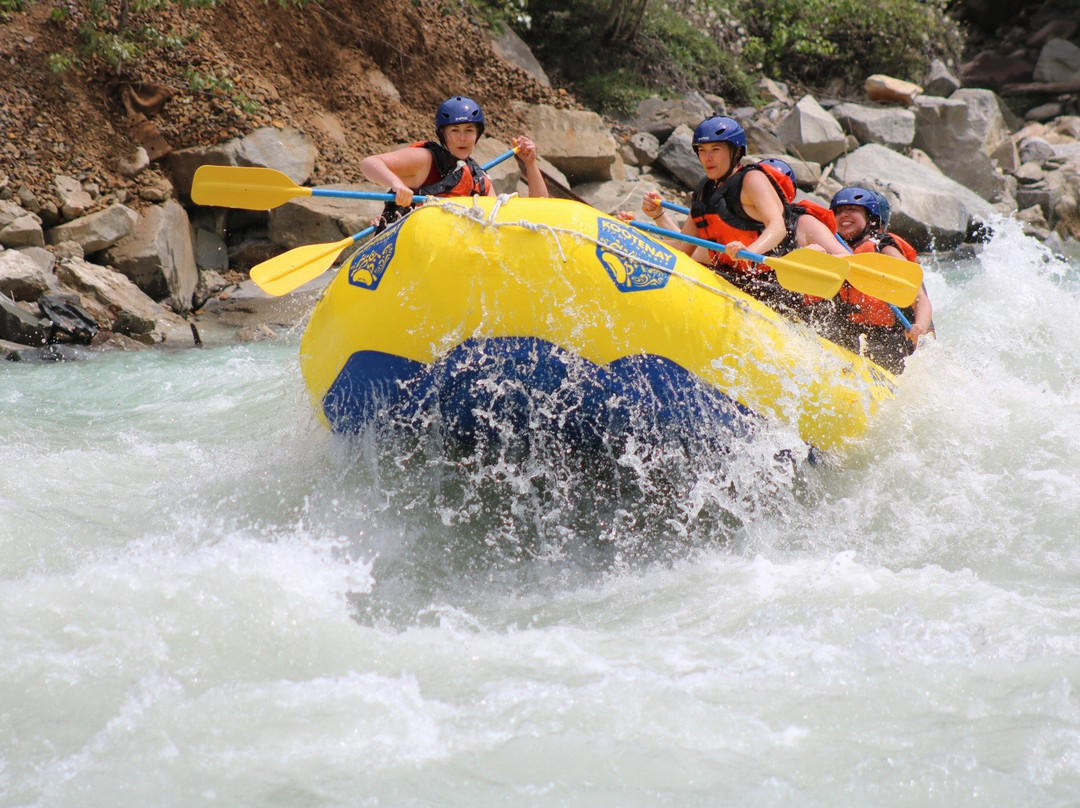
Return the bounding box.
[833,235,915,328]
[191,147,518,210]
[629,220,848,299]
[661,199,922,307]
[248,149,520,296]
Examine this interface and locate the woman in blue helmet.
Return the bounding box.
[360,95,547,216]
[625,117,845,306]
[831,186,933,347]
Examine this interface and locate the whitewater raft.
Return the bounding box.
[299,195,896,453]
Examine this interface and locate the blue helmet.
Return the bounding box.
[759,157,795,183]
[692,116,746,151]
[435,96,485,137]
[873,191,891,231]
[830,186,881,223]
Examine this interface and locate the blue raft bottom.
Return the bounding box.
[320,337,760,452]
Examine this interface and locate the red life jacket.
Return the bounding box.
[790,199,836,233]
[880,232,918,262]
[412,141,493,197]
[689,163,791,274]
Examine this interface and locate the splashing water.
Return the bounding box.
[3,219,1080,805]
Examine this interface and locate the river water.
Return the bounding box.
[3,218,1080,806]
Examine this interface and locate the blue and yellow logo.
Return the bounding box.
[595,218,674,293]
[347,226,399,290]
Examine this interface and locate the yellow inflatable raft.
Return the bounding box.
[299,196,896,453]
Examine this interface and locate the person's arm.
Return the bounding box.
[881,244,933,342]
[908,285,933,343]
[359,147,434,207]
[725,170,787,260]
[795,215,849,255]
[513,136,548,198]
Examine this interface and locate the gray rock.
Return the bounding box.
[54,256,188,343]
[571,179,663,216]
[103,200,198,313]
[168,126,319,199]
[628,132,660,166]
[514,103,619,184]
[46,203,138,254]
[194,228,228,271]
[624,93,714,141]
[774,95,847,165]
[1033,38,1080,84]
[1019,136,1056,164]
[831,103,915,150]
[924,59,960,98]
[54,175,93,219]
[1026,102,1063,122]
[0,249,52,301]
[655,125,704,189]
[0,292,49,345]
[489,24,550,87]
[832,143,993,250]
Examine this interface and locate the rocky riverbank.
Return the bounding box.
[2,0,1079,361]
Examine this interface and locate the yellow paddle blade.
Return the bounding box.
[249,236,352,296]
[190,165,312,210]
[765,248,849,298]
[845,252,923,307]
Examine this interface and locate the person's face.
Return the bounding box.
[696,141,735,180]
[441,123,479,158]
[835,204,869,240]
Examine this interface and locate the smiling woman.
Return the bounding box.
[358,95,548,232]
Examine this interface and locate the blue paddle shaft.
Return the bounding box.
[311,189,429,203]
[660,200,691,215]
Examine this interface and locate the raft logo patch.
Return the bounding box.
[595,218,673,292]
[347,225,398,290]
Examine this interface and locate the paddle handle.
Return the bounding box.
[833,234,913,330]
[630,220,764,264]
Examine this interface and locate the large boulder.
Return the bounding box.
[831,103,916,150]
[912,92,1013,201]
[832,143,994,250]
[102,200,198,313]
[54,257,190,343]
[0,200,44,249]
[774,95,848,165]
[167,126,318,199]
[1033,38,1080,84]
[46,204,138,254]
[488,25,550,88]
[571,179,663,217]
[0,249,53,302]
[623,92,714,141]
[655,125,704,189]
[513,103,619,184]
[268,190,382,249]
[0,293,49,346]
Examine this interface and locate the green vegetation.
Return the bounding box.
[472,0,964,116]
[0,0,30,19]
[734,0,963,88]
